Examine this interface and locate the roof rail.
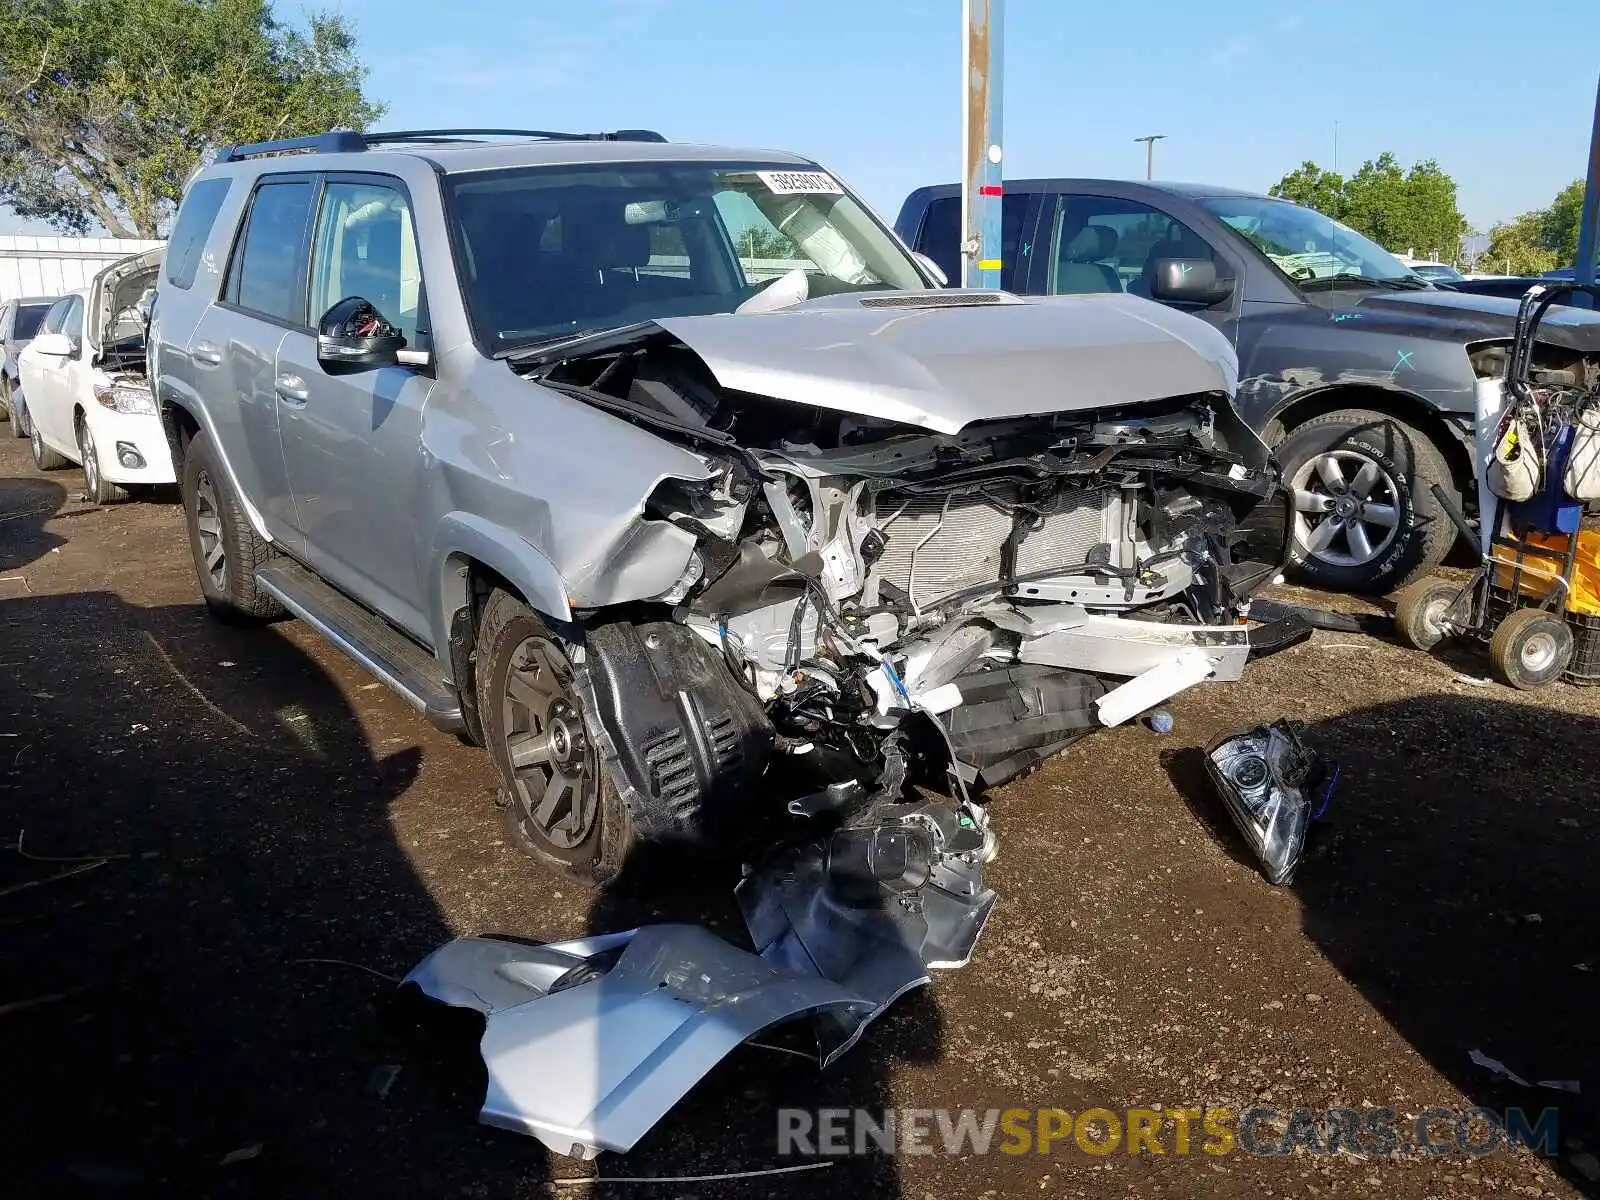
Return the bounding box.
[218,128,669,162]
[217,131,367,162]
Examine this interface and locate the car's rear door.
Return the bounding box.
[275,172,435,641]
[907,191,1043,291]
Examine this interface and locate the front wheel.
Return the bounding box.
[475,590,632,885]
[78,419,129,505]
[181,430,282,621]
[1276,409,1457,594]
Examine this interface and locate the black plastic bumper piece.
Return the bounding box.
[1246,612,1315,659]
[940,664,1109,790]
[581,620,773,847]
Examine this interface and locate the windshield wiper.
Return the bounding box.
[1299,273,1414,291]
[495,321,658,364]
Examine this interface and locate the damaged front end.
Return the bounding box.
[519,316,1295,821]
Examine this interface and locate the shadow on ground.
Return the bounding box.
[1169,694,1599,1194]
[0,586,937,1196]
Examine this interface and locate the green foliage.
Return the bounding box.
[1483,211,1558,277]
[1269,152,1469,263]
[1269,161,1347,220]
[1540,178,1587,266]
[0,0,382,237]
[740,226,802,260]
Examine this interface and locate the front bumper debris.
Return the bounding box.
[403,758,997,1161]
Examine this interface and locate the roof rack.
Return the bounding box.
[217,127,668,162]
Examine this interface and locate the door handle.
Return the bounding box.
[274,374,310,405]
[192,341,223,366]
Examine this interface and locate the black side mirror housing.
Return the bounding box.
[316,296,404,375]
[1149,258,1235,307]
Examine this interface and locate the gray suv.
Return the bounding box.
[153,128,1295,883]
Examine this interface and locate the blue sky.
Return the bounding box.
[5,0,1599,237]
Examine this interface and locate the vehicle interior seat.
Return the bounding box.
[1054,223,1123,294]
[340,206,404,329]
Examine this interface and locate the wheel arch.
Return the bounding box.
[1264,384,1474,498]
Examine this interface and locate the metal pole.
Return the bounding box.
[1575,71,1600,304]
[961,0,1004,289]
[1134,134,1166,181]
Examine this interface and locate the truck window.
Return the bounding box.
[1046,196,1217,297]
[307,180,423,341]
[166,179,233,291]
[914,195,1032,290]
[225,180,315,324]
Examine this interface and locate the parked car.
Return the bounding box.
[1,294,56,436]
[152,128,1298,884]
[896,181,1600,593]
[17,248,169,503]
[1402,260,1464,284]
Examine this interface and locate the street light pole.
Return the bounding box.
[961,0,1004,289]
[1134,134,1166,181]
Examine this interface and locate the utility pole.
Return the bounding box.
[1576,71,1599,305]
[1134,134,1167,181]
[961,0,1004,288]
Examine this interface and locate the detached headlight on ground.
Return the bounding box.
[93,382,157,415]
[1205,720,1334,885]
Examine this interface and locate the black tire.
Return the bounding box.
[1276,409,1457,594]
[11,392,30,439]
[0,373,11,423]
[77,418,130,505]
[30,422,69,471]
[1487,608,1572,691]
[1393,576,1463,651]
[181,429,283,621]
[475,590,632,885]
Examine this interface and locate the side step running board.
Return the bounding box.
[256,560,464,734]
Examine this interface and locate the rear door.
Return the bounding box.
[188,174,318,552]
[275,172,435,639]
[909,192,1043,292]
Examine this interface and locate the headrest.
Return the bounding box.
[1062,223,1117,262]
[564,201,652,269]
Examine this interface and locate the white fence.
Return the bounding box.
[0,235,166,303]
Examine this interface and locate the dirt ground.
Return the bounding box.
[2,428,1597,1199]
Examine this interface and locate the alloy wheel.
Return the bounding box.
[500,636,599,851]
[193,469,227,591]
[81,424,100,495]
[1289,449,1403,568]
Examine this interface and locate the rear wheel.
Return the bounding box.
[1276,409,1456,594]
[0,374,11,423]
[181,429,283,620]
[1488,609,1572,691]
[30,423,68,471]
[78,418,129,505]
[475,590,631,885]
[11,391,30,439]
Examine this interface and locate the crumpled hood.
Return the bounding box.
[655,290,1238,435]
[1351,288,1600,351]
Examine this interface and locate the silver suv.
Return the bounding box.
[153,128,1295,883]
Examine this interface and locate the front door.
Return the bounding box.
[31,295,87,452]
[276,175,434,640]
[1038,193,1240,342]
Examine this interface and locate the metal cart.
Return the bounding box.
[1393,283,1600,690]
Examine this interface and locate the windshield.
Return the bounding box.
[13,303,50,339]
[445,163,928,354]
[1411,263,1462,282]
[1196,195,1416,286]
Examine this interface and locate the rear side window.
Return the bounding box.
[225,180,315,324]
[15,303,51,339]
[40,297,71,334]
[916,195,1032,290]
[166,178,233,290]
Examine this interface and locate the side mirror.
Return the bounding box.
[30,331,74,358]
[1148,258,1235,307]
[315,296,404,375]
[912,251,949,287]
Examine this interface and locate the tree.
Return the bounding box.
[741,227,802,260]
[1539,178,1587,266]
[1268,153,1469,262]
[1269,161,1347,221]
[1483,212,1558,277]
[0,0,382,238]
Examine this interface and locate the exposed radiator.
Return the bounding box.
[873,487,1115,602]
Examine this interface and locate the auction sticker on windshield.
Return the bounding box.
[757,170,844,195]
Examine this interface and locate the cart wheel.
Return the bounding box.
[1394,577,1463,651]
[1488,609,1573,691]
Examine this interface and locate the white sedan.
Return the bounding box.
[17,248,173,504]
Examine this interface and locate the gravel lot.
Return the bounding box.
[1,430,1596,1198]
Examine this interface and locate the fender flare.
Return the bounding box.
[428,512,572,653]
